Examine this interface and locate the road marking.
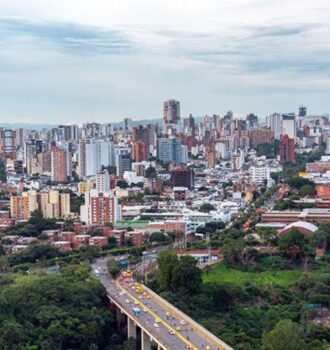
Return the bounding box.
[116,281,198,350]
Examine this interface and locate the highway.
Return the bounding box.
[92,258,233,350]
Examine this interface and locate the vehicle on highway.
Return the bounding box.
[155,318,160,323]
[176,326,182,331]
[165,312,170,319]
[132,307,141,317]
[168,330,176,335]
[136,284,144,294]
[153,323,159,328]
[180,320,186,325]
[143,307,148,312]
[94,269,100,276]
[134,300,139,305]
[125,299,131,304]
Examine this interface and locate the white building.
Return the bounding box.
[282,115,296,139]
[266,113,282,139]
[249,166,271,185]
[96,170,110,193]
[123,171,144,185]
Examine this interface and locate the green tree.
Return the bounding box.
[262,319,307,350]
[199,203,216,213]
[299,184,316,196]
[157,251,178,292]
[278,229,309,260]
[149,232,168,243]
[107,259,121,278]
[117,180,128,189]
[171,256,202,294]
[8,244,59,266]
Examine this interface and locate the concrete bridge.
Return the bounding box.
[93,259,234,350]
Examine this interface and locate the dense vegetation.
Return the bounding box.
[150,250,330,350]
[0,264,127,350]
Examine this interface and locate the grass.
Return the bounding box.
[203,263,305,288]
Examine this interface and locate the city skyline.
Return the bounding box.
[1,0,330,123]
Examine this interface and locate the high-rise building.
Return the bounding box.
[78,139,111,178]
[96,170,110,193]
[282,115,296,139]
[116,153,132,177]
[246,113,258,129]
[163,99,181,134]
[266,113,282,139]
[157,137,182,163]
[0,129,16,160]
[51,147,68,182]
[10,191,38,220]
[163,99,180,124]
[80,189,121,225]
[171,165,193,189]
[39,190,70,219]
[280,134,295,163]
[132,141,148,162]
[299,106,307,117]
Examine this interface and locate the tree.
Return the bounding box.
[278,229,308,260]
[171,256,202,294]
[258,228,278,247]
[107,259,121,278]
[157,251,202,294]
[149,232,168,243]
[8,244,59,266]
[199,203,216,213]
[262,319,307,350]
[299,184,316,196]
[222,239,257,267]
[117,180,128,189]
[157,251,178,292]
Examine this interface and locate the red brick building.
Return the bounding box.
[280,134,295,163]
[132,141,148,162]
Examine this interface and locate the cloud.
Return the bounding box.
[0,17,135,55]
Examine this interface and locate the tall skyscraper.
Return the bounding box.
[163,99,181,134]
[132,141,148,162]
[51,146,68,182]
[157,137,182,163]
[266,113,282,139]
[282,114,296,139]
[280,134,295,163]
[0,129,16,160]
[163,99,180,124]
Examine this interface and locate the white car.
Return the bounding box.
[153,323,159,328]
[125,299,131,304]
[180,320,186,325]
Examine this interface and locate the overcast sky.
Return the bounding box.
[0,0,329,124]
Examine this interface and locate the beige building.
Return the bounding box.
[10,190,70,220]
[78,181,95,195]
[10,190,38,220]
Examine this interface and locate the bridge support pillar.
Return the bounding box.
[141,330,151,350]
[127,317,137,339]
[116,308,125,329]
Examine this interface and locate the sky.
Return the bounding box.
[0,0,329,124]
